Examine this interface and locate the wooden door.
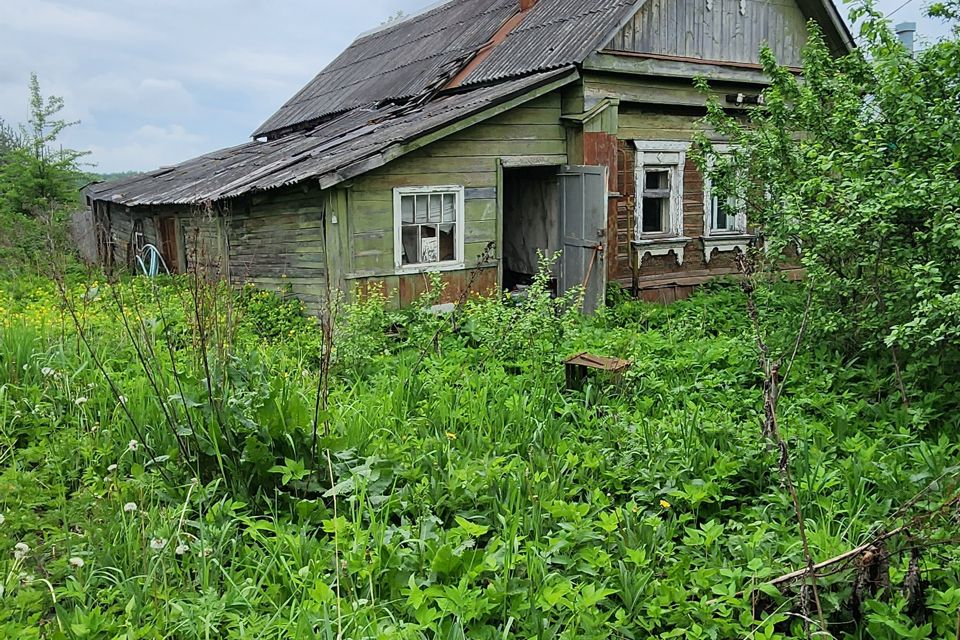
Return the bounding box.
[157,217,180,274]
[559,165,608,314]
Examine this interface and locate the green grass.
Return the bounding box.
[0,275,958,639]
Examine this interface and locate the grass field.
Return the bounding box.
[1,273,958,639]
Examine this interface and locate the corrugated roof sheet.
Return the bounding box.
[88,70,576,206]
[254,0,641,138]
[252,0,518,138]
[463,0,641,85]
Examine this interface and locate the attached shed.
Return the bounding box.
[85,0,852,312]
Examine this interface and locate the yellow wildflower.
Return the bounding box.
[445,432,457,441]
[659,499,671,510]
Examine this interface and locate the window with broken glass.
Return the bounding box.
[394,186,463,269]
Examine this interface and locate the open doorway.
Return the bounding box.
[502,165,561,293]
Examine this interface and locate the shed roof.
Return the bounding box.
[86,69,576,206]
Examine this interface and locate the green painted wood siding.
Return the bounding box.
[344,92,567,278]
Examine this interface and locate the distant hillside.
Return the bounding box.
[89,171,142,183]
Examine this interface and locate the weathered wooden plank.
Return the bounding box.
[465,187,497,200]
[368,155,499,176]
[419,139,567,159]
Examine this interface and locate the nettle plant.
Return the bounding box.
[694,5,960,402]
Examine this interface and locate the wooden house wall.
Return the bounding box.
[608,0,809,66]
[343,91,567,307]
[106,205,161,273]
[615,104,742,294]
[104,186,329,313]
[223,185,327,311]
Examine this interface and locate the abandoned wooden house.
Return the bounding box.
[84,0,852,312]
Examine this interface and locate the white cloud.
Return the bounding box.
[0,0,954,174]
[84,123,208,173]
[2,0,153,43]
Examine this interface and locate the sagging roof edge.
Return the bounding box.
[317,68,580,190]
[87,68,580,209]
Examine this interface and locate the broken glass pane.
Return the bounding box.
[439,223,455,261]
[401,225,419,265]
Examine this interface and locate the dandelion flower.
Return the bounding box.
[150,538,168,552]
[175,543,190,556]
[445,432,457,441]
[659,499,672,510]
[128,440,139,452]
[74,397,88,406]
[123,502,138,513]
[69,557,84,569]
[13,542,29,560]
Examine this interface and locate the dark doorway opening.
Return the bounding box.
[502,165,560,293]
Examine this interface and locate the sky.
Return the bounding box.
[0,0,952,174]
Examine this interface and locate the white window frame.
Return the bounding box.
[633,141,690,266]
[634,141,687,239]
[393,185,465,272]
[703,144,748,237]
[702,145,752,264]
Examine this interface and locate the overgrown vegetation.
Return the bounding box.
[695,7,960,400]
[1,3,959,639]
[0,74,86,276]
[1,273,958,639]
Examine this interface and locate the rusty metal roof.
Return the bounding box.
[462,0,640,85]
[253,0,641,139]
[87,70,576,206]
[252,0,518,138]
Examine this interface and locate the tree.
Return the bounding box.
[695,4,960,400]
[0,117,23,162]
[0,73,88,217]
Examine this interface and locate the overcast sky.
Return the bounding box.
[0,0,951,173]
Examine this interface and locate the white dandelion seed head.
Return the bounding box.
[128,440,139,452]
[150,538,168,552]
[13,542,29,560]
[69,557,84,569]
[123,502,138,513]
[74,397,88,407]
[175,543,189,556]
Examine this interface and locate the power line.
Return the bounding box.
[886,0,917,19]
